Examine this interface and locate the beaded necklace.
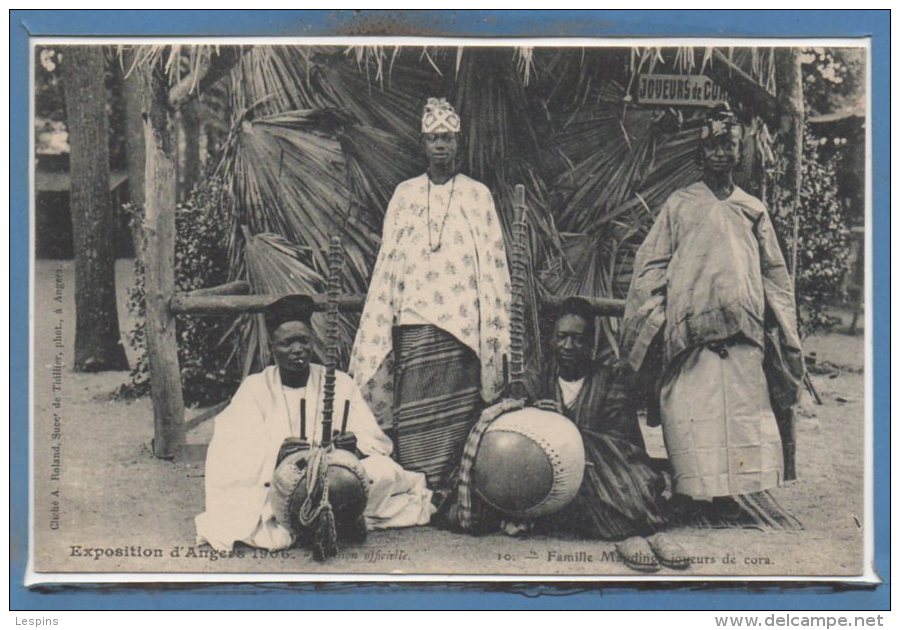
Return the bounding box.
[426,174,457,252]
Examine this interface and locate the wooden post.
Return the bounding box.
[128,46,245,460]
[141,57,185,459]
[774,48,804,482]
[775,48,805,285]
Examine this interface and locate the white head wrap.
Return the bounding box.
[421,97,461,134]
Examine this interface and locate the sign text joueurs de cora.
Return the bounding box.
[637,74,727,106]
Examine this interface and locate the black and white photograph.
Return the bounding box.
[28,39,871,581]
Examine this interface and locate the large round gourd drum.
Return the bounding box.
[272,447,369,532]
[472,407,585,519]
[319,448,370,523]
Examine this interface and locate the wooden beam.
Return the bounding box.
[186,280,251,297]
[170,292,626,317]
[184,400,230,433]
[170,293,367,315]
[540,295,625,317]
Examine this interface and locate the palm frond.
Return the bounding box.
[551,82,657,233]
[452,47,543,185]
[177,44,781,375]
[117,43,795,387]
[343,45,405,87]
[117,44,220,86]
[340,123,422,220]
[219,109,358,274]
[514,46,536,86]
[239,231,357,374]
[323,54,436,145]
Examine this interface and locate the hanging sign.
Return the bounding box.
[636,74,727,107]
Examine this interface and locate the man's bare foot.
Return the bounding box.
[500,520,533,537]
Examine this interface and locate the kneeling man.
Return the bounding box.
[536,298,688,572]
[196,296,435,552]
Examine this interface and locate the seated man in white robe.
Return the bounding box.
[196,295,435,552]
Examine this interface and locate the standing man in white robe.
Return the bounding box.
[196,296,435,552]
[620,106,804,518]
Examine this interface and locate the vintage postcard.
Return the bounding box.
[27,35,874,584]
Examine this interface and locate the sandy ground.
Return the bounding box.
[30,260,866,579]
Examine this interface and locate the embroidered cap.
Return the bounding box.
[701,104,742,140]
[421,97,461,134]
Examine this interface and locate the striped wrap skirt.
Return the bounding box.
[393,325,482,489]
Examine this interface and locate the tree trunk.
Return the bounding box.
[178,99,201,201]
[141,57,185,458]
[61,46,129,372]
[122,48,145,210]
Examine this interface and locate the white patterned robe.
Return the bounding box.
[349,173,512,426]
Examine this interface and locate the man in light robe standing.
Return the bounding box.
[620,106,804,517]
[196,296,434,552]
[349,98,511,495]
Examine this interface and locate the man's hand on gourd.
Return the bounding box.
[533,398,562,414]
[333,431,358,454]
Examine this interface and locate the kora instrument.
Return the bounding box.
[272,237,370,559]
[467,185,585,523]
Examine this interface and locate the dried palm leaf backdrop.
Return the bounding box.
[127,45,783,377]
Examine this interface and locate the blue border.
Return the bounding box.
[10,9,889,611]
